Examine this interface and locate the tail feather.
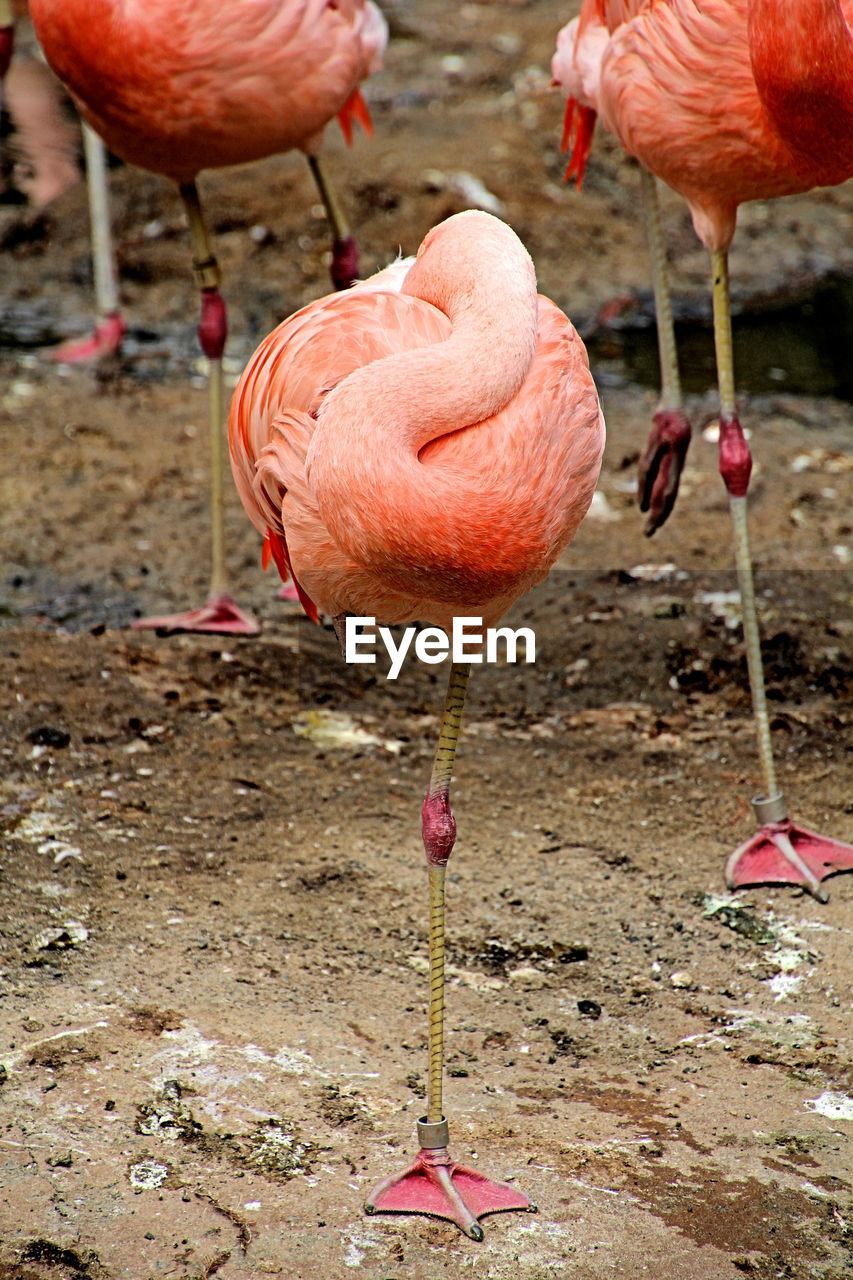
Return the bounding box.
[561,100,598,188]
[262,528,319,624]
[337,88,373,146]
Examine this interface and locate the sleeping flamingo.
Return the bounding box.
[551,0,692,534]
[229,210,605,1237]
[29,0,387,634]
[589,0,853,897]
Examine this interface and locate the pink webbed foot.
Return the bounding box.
[277,577,301,602]
[131,591,259,636]
[726,797,853,903]
[365,1121,535,1240]
[50,312,126,363]
[638,407,692,534]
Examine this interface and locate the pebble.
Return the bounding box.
[670,970,694,989]
[508,966,549,990]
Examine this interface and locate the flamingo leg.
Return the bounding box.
[132,179,258,635]
[51,122,125,362]
[0,3,13,116]
[306,153,359,290]
[365,662,536,1239]
[711,248,853,899]
[636,166,692,534]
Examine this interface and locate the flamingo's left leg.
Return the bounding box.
[365,662,536,1238]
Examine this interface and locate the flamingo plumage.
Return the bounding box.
[28,0,387,634]
[552,0,693,535]
[583,0,853,896]
[229,209,605,1237]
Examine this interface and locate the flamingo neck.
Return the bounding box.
[304,213,539,593]
[748,0,853,173]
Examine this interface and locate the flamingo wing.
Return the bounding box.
[229,284,453,624]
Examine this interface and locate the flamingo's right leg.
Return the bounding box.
[51,123,125,362]
[365,663,536,1237]
[711,248,853,899]
[132,179,258,636]
[306,152,359,290]
[636,166,692,534]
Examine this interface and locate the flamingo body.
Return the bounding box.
[596,0,853,251]
[28,0,385,182]
[230,211,605,632]
[230,211,604,1236]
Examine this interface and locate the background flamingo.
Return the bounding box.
[589,0,853,897]
[552,0,692,535]
[1,2,124,360]
[229,209,605,1237]
[29,0,387,634]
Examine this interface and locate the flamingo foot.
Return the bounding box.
[725,796,853,903]
[131,591,259,636]
[365,1119,535,1240]
[330,233,359,291]
[277,577,301,602]
[50,312,126,363]
[638,407,692,534]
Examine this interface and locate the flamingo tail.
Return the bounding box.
[262,529,319,623]
[561,100,598,189]
[336,88,373,146]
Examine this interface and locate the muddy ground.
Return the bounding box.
[1,2,852,1277]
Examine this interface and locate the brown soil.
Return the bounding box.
[1,3,851,1278]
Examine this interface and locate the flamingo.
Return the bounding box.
[0,2,125,360]
[551,0,692,535]
[586,0,853,897]
[229,210,605,1237]
[28,0,387,634]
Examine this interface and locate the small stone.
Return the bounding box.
[577,998,602,1020]
[670,970,694,989]
[508,966,549,990]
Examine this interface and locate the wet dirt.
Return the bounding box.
[1,3,852,1277]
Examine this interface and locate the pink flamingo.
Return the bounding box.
[28,0,387,634]
[552,0,693,535]
[1,2,125,361]
[229,210,605,1237]
[585,0,853,897]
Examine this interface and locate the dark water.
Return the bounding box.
[585,274,853,402]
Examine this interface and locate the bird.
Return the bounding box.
[228,209,605,1237]
[1,3,124,361]
[551,0,692,535]
[28,0,387,634]
[586,0,853,897]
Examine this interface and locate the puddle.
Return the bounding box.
[586,272,853,400]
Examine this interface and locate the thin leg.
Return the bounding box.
[711,248,853,899]
[636,166,691,534]
[51,123,125,362]
[423,662,470,1126]
[0,3,13,110]
[365,662,535,1239]
[306,153,359,290]
[132,179,258,635]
